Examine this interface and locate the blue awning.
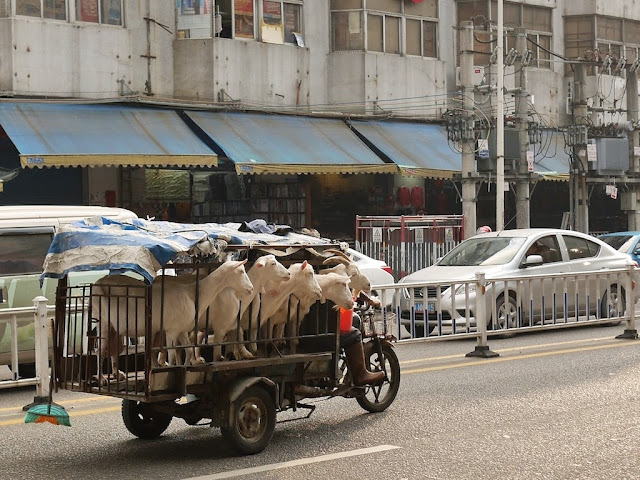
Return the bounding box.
[184,111,398,175]
[532,131,571,180]
[348,120,459,178]
[0,102,217,168]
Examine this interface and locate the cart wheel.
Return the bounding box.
[221,385,275,455]
[121,399,172,439]
[356,342,400,413]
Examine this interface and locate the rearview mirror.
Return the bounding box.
[524,254,543,266]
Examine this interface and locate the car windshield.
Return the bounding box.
[600,235,634,252]
[438,237,526,266]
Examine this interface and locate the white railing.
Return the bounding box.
[0,298,53,391]
[381,265,638,356]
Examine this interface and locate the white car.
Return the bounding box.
[396,228,638,336]
[347,248,395,301]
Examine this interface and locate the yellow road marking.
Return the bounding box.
[403,340,637,374]
[398,336,625,365]
[1,337,638,425]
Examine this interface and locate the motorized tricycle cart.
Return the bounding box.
[43,218,400,454]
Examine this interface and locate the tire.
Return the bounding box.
[356,342,400,413]
[221,385,276,455]
[601,285,625,325]
[121,399,172,439]
[490,293,519,332]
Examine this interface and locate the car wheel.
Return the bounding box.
[490,293,520,334]
[600,284,625,326]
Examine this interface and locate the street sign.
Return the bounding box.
[526,150,534,172]
[372,227,383,243]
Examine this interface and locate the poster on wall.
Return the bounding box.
[78,0,99,23]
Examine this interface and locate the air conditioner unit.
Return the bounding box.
[456,66,485,87]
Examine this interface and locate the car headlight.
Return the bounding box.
[455,283,476,295]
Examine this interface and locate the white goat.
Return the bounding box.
[93,260,253,381]
[194,254,290,362]
[320,249,371,296]
[271,272,355,347]
[250,260,322,351]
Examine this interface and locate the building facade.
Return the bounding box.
[0,0,639,238]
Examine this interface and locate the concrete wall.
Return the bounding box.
[1,0,637,125]
[2,0,174,98]
[174,38,311,106]
[0,18,12,93]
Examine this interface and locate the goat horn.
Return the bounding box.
[323,256,350,267]
[324,249,350,261]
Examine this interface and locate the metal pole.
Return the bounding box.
[515,27,530,229]
[496,0,505,231]
[625,66,640,229]
[573,63,589,233]
[460,21,477,239]
[34,296,49,401]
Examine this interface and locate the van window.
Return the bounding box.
[0,231,53,275]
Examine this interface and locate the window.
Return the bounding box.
[176,0,213,39]
[331,0,438,57]
[77,0,122,25]
[0,233,53,275]
[16,0,67,19]
[210,1,302,44]
[406,17,437,57]
[261,1,303,44]
[563,235,600,260]
[457,1,553,69]
[565,15,640,76]
[332,10,364,51]
[235,0,255,38]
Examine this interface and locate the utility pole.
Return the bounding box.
[459,21,477,239]
[496,0,505,231]
[514,27,530,228]
[572,63,589,232]
[624,62,640,229]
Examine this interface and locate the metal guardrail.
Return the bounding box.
[377,265,639,356]
[0,299,53,391]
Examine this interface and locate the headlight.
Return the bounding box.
[455,283,476,295]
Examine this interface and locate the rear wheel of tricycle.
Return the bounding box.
[121,399,173,439]
[221,385,276,455]
[356,342,400,413]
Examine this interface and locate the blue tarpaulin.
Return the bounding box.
[42,217,334,283]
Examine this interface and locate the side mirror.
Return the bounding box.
[524,254,544,266]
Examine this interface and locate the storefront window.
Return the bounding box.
[0,0,9,17]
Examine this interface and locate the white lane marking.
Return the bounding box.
[182,444,401,480]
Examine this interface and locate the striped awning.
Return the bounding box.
[0,102,218,168]
[184,111,398,175]
[348,120,459,178]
